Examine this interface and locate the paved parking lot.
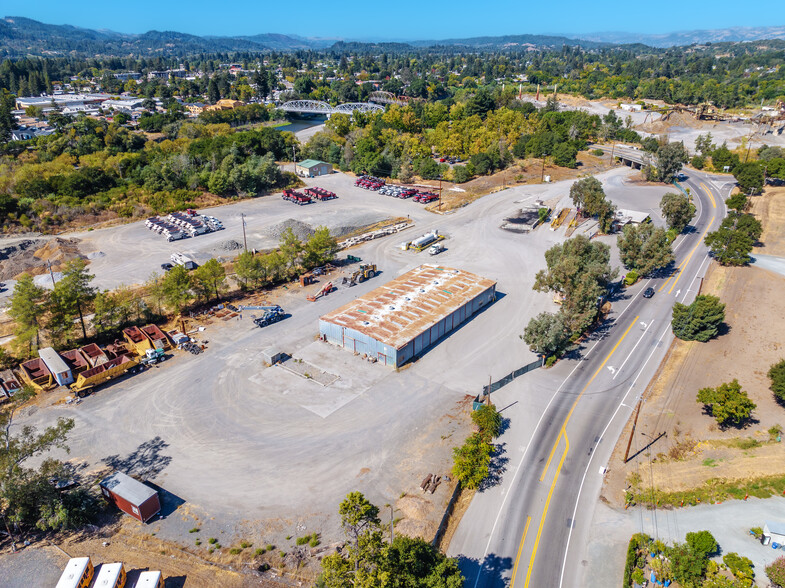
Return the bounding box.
[15,167,677,546]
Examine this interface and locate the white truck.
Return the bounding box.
[428,243,444,256]
[170,252,198,270]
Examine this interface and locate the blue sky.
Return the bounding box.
[8,1,783,40]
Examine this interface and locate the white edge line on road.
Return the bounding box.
[613,320,653,380]
[558,321,671,588]
[558,231,716,588]
[471,279,645,587]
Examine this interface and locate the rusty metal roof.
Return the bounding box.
[320,264,496,350]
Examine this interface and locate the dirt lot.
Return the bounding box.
[420,151,612,211]
[602,188,785,506]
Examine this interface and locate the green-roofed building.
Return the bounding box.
[295,159,333,178]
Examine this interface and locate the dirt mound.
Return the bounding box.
[212,239,243,253]
[265,218,315,241]
[636,111,705,134]
[0,238,86,281]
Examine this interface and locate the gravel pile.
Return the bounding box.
[214,240,243,252]
[265,219,315,241]
[0,239,44,280]
[87,251,106,260]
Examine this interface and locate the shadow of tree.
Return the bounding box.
[480,442,508,492]
[458,553,513,588]
[102,436,172,480]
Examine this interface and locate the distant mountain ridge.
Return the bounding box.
[574,26,785,47]
[1,16,784,58]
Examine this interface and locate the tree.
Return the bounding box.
[278,227,303,274]
[534,236,617,335]
[302,227,338,269]
[725,193,748,212]
[697,379,756,427]
[338,491,380,550]
[207,78,220,104]
[711,144,740,173]
[686,530,717,558]
[234,251,265,288]
[722,552,753,583]
[471,404,503,442]
[320,494,463,588]
[660,192,696,233]
[671,295,725,342]
[53,259,96,340]
[733,162,764,194]
[569,176,616,233]
[452,433,492,490]
[766,556,785,588]
[704,212,762,266]
[616,223,674,277]
[668,542,708,586]
[193,258,226,302]
[768,359,785,404]
[160,264,193,314]
[523,311,570,357]
[0,387,95,547]
[695,133,715,157]
[0,89,17,143]
[383,536,464,587]
[8,274,47,355]
[657,142,689,181]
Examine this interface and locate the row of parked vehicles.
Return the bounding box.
[355,175,386,190]
[145,209,224,241]
[355,176,439,203]
[282,187,338,205]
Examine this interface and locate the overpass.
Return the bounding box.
[591,143,653,169]
[277,100,385,115]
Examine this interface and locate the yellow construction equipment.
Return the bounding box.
[551,208,570,229]
[70,354,140,396]
[349,263,377,285]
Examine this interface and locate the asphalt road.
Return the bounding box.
[448,159,736,587]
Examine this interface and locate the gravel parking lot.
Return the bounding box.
[13,167,676,550]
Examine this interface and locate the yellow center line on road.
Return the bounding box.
[539,316,640,481]
[666,215,716,295]
[523,435,569,588]
[509,516,532,584]
[701,182,717,208]
[660,182,715,293]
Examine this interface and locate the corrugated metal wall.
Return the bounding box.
[319,284,496,367]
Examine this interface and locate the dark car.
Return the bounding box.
[643,287,655,298]
[160,262,174,271]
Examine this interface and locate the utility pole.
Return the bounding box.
[438,175,443,211]
[541,154,546,183]
[292,145,296,175]
[47,260,56,288]
[623,399,642,463]
[241,213,248,252]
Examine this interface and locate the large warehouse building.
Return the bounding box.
[319,264,496,367]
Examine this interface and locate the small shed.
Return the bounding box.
[764,521,785,545]
[38,347,74,386]
[99,471,161,523]
[136,570,163,587]
[262,347,286,365]
[295,159,332,177]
